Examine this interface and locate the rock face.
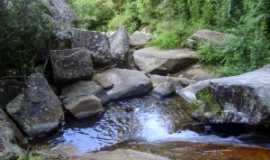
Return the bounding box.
[50,48,94,82]
[118,141,270,160]
[130,31,153,47]
[40,0,75,28]
[94,68,152,102]
[6,73,64,137]
[0,109,23,160]
[178,66,270,125]
[109,27,130,63]
[61,81,104,119]
[150,75,191,97]
[133,47,199,74]
[186,29,230,48]
[178,64,213,81]
[75,149,171,160]
[71,29,112,67]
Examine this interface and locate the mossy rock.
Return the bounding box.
[191,87,223,120]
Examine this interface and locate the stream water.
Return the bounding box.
[38,95,270,153]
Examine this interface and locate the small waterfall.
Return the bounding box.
[136,109,172,141]
[135,107,242,145]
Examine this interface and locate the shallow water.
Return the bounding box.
[41,95,270,153]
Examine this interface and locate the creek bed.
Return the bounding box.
[32,95,270,153]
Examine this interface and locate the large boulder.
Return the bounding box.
[130,31,153,48]
[178,66,270,125]
[186,29,231,48]
[133,47,199,74]
[61,81,104,119]
[94,68,152,102]
[71,29,112,67]
[0,109,23,160]
[50,48,94,82]
[109,27,130,64]
[75,149,170,160]
[6,73,64,137]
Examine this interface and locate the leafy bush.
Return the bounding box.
[18,153,44,160]
[0,0,53,76]
[150,21,194,49]
[108,1,140,32]
[69,0,115,31]
[198,0,270,76]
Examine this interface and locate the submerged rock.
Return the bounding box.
[6,73,64,137]
[130,31,153,47]
[178,66,270,126]
[61,81,104,119]
[75,149,171,160]
[109,27,130,64]
[133,47,198,74]
[94,68,152,102]
[0,108,23,160]
[71,29,112,67]
[50,48,94,82]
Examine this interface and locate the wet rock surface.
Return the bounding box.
[114,141,270,160]
[73,149,171,160]
[133,47,199,74]
[61,81,104,119]
[50,48,94,82]
[6,73,64,137]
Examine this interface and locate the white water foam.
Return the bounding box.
[136,110,242,145]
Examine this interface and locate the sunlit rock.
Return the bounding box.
[133,47,198,74]
[178,66,270,126]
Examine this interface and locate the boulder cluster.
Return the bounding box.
[1,0,270,159]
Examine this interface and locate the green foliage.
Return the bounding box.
[0,0,53,76]
[18,153,44,160]
[69,0,115,31]
[197,0,270,76]
[108,1,140,32]
[150,21,194,49]
[194,88,222,114]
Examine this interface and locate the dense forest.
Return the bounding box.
[1,0,270,77]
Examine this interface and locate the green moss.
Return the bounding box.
[18,153,44,160]
[193,88,222,114]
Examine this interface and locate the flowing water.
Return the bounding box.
[39,95,270,153]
